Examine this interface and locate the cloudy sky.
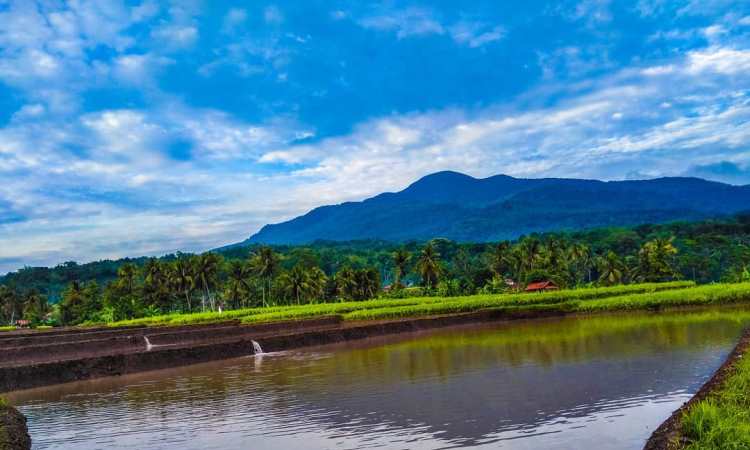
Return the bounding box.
[1,0,749,273]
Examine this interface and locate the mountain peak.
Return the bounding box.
[243,173,750,245]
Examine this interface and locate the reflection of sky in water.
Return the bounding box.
[11,308,750,450]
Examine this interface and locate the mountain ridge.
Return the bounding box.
[240,172,750,245]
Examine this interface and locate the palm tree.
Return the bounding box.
[597,251,626,286]
[251,246,280,307]
[306,266,328,303]
[633,237,680,282]
[417,242,441,291]
[169,257,195,312]
[517,237,543,276]
[193,253,222,311]
[143,259,170,312]
[0,286,20,325]
[225,260,253,309]
[392,249,411,288]
[488,241,511,278]
[279,264,310,305]
[117,263,138,295]
[569,243,592,284]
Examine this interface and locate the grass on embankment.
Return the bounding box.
[345,282,750,321]
[680,343,750,449]
[104,281,694,328]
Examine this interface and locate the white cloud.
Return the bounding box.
[112,53,174,85]
[358,7,445,39]
[151,24,198,49]
[449,21,505,48]
[686,47,750,75]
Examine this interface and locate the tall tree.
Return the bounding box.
[417,242,441,290]
[392,249,411,288]
[169,257,195,312]
[597,251,626,286]
[633,237,680,282]
[224,260,252,309]
[252,246,280,307]
[279,264,310,305]
[193,253,222,311]
[487,241,511,278]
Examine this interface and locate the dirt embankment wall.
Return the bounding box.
[0,308,565,393]
[0,406,31,450]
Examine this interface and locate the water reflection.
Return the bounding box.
[9,308,750,450]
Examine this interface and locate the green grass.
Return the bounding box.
[103,281,694,328]
[0,326,15,332]
[0,397,7,407]
[342,281,699,321]
[680,345,750,449]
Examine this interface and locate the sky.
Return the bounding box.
[0,0,749,273]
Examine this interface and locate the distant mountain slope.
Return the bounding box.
[242,171,750,244]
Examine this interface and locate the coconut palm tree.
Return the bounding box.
[392,249,411,288]
[0,286,20,325]
[143,259,171,312]
[417,242,441,291]
[169,257,195,312]
[117,263,138,295]
[279,264,311,305]
[569,243,593,284]
[193,253,222,311]
[251,246,280,307]
[306,266,328,303]
[487,241,511,279]
[225,260,253,309]
[596,251,626,286]
[517,237,544,276]
[633,237,680,282]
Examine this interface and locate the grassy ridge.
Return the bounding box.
[104,281,694,328]
[680,343,750,449]
[347,283,750,322]
[576,283,750,312]
[342,281,697,321]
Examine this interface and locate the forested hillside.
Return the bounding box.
[244,172,750,244]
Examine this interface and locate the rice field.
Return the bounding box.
[104,281,697,328]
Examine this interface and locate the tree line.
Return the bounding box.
[0,233,701,327]
[4,215,750,327]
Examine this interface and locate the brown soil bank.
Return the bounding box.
[643,329,750,450]
[0,307,565,393]
[0,406,31,450]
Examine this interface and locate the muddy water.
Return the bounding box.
[9,308,750,450]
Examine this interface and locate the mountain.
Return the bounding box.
[241,171,750,245]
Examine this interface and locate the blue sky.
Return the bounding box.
[1,0,749,272]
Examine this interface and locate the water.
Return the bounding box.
[252,340,264,355]
[8,307,750,450]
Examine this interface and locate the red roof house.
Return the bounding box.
[525,281,559,293]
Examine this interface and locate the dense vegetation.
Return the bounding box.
[2,215,750,327]
[106,281,694,328]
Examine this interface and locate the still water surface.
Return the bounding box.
[9,308,750,450]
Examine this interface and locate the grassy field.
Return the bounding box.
[680,343,750,449]
[101,281,698,328]
[342,282,750,321]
